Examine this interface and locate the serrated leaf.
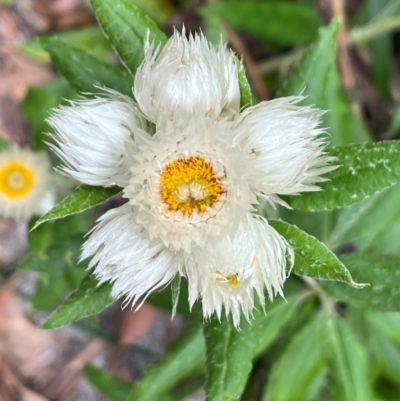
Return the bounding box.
[84,365,132,401]
[32,184,121,231]
[283,141,400,212]
[322,253,400,311]
[269,220,363,287]
[129,323,205,401]
[324,314,373,401]
[41,37,133,97]
[263,316,327,401]
[234,56,252,109]
[41,275,113,329]
[201,2,319,47]
[280,19,340,106]
[91,0,167,75]
[204,296,302,401]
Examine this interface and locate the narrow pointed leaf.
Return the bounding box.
[129,323,205,401]
[201,2,319,47]
[269,220,364,287]
[283,141,400,212]
[32,185,121,231]
[235,56,252,109]
[84,365,131,401]
[41,275,113,329]
[91,0,167,75]
[367,322,400,383]
[263,316,327,401]
[41,37,133,96]
[324,314,373,401]
[204,296,301,401]
[323,253,400,311]
[329,183,400,251]
[280,19,340,106]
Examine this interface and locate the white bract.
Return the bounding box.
[0,145,54,219]
[49,30,333,327]
[134,29,240,123]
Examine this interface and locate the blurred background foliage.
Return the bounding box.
[2,0,400,400]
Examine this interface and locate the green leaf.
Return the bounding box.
[28,217,54,253]
[41,37,133,97]
[329,183,400,252]
[323,66,371,146]
[262,317,327,401]
[91,0,167,75]
[203,296,302,401]
[32,271,70,310]
[280,19,340,107]
[19,234,87,309]
[0,137,9,151]
[323,253,400,311]
[126,0,176,25]
[129,323,205,401]
[41,275,113,329]
[367,321,400,384]
[22,87,60,150]
[19,234,84,273]
[324,314,373,401]
[269,220,363,287]
[32,184,121,231]
[84,365,131,401]
[235,56,252,109]
[283,141,400,212]
[201,2,319,47]
[367,311,400,345]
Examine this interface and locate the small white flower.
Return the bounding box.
[134,29,240,123]
[0,145,54,219]
[48,32,334,326]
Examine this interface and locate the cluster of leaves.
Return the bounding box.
[18,0,400,400]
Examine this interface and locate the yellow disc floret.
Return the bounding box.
[160,156,223,215]
[0,161,35,199]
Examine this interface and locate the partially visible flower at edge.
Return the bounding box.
[0,145,54,219]
[47,30,335,327]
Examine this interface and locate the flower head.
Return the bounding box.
[134,29,240,123]
[48,30,334,327]
[0,145,53,219]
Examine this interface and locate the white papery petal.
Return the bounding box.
[124,116,257,253]
[233,96,336,201]
[134,29,240,123]
[185,216,292,327]
[0,146,53,219]
[81,204,183,306]
[48,90,148,187]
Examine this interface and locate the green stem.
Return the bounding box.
[349,15,400,45]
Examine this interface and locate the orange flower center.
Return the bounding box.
[160,156,223,215]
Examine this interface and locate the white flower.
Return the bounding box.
[0,145,54,219]
[48,91,147,187]
[134,29,240,123]
[48,32,334,326]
